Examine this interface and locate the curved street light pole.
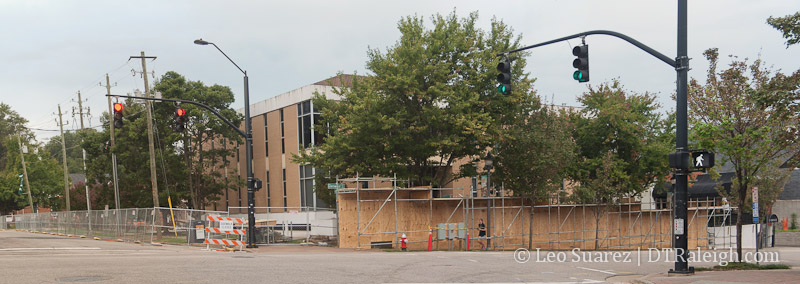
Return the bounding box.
[195,39,257,248]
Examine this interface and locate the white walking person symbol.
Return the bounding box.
[695,154,704,167]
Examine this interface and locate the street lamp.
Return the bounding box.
[484,152,493,250]
[194,38,257,248]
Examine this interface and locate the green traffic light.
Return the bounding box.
[497,84,510,94]
[573,70,583,81]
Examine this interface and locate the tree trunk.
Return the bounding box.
[736,184,747,262]
[185,135,196,209]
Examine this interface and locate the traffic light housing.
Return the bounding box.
[113,103,124,128]
[572,45,589,83]
[175,108,186,132]
[496,58,511,95]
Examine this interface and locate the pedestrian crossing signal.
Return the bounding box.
[691,150,714,169]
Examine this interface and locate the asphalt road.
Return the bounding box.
[1,230,798,284]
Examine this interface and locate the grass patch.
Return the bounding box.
[697,262,790,271]
[156,236,188,244]
[777,229,800,232]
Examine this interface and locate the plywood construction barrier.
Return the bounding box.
[337,185,717,251]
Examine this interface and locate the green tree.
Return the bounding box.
[768,11,800,47]
[153,71,242,209]
[83,100,153,209]
[0,103,28,171]
[569,81,673,248]
[43,131,84,174]
[1,136,64,214]
[688,48,800,261]
[493,97,576,249]
[82,72,242,210]
[296,11,534,206]
[0,104,32,214]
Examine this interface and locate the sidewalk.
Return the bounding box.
[634,269,800,284]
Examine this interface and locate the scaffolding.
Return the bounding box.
[336,175,734,251]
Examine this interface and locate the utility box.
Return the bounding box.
[189,220,207,243]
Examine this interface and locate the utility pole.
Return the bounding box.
[16,130,35,213]
[76,91,92,214]
[130,51,159,208]
[104,74,121,212]
[58,105,70,211]
[75,91,92,235]
[104,74,122,238]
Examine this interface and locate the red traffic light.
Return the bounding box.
[176,108,186,117]
[113,103,123,112]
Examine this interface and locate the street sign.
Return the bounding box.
[327,183,345,190]
[220,220,234,231]
[768,214,779,223]
[752,187,759,223]
[674,218,684,235]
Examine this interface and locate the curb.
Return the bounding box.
[631,273,658,284]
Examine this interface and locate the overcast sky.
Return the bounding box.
[2,0,799,142]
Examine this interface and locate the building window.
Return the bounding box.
[266,170,271,208]
[282,168,288,212]
[299,165,315,210]
[237,174,243,212]
[264,113,269,157]
[297,100,321,148]
[280,109,285,154]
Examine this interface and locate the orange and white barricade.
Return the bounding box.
[204,215,247,251]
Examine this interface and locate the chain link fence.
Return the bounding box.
[5,208,232,245]
[3,207,337,246]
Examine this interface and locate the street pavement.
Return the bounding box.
[1,229,799,283]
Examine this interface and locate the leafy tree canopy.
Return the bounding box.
[297,11,535,200]
[689,48,800,261]
[569,81,673,203]
[768,11,800,47]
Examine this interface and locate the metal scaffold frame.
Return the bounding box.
[336,175,735,251]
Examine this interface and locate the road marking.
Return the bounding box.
[0,247,101,251]
[466,259,477,262]
[576,266,616,275]
[392,281,603,284]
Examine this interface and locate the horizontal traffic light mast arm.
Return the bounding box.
[105,94,246,138]
[498,30,676,68]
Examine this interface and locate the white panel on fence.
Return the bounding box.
[220,220,234,231]
[196,228,205,239]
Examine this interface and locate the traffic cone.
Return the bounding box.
[427,228,433,251]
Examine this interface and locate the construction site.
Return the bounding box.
[335,176,738,251]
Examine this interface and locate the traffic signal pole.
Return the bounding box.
[105,93,258,247]
[499,0,692,274]
[671,0,691,274]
